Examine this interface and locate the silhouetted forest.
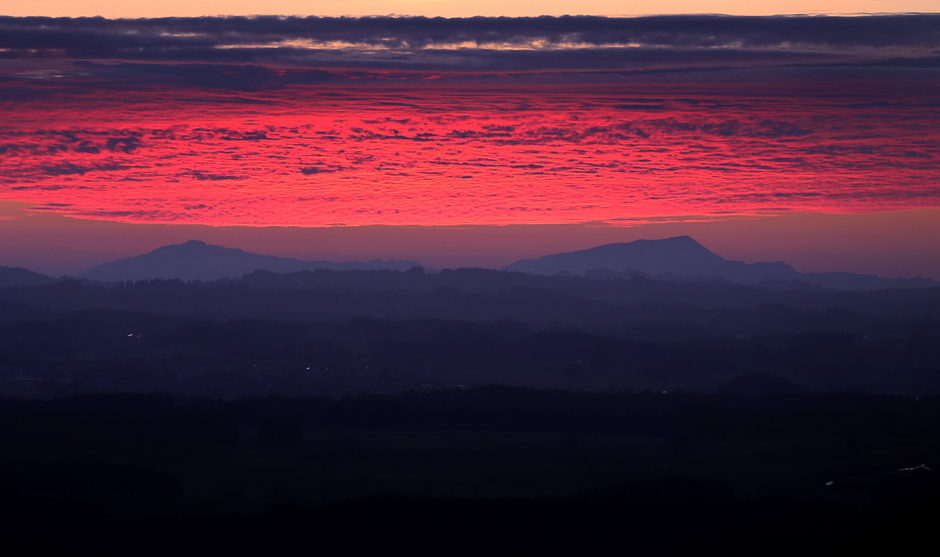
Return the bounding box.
[1,388,938,549]
[0,269,937,396]
[1,270,938,547]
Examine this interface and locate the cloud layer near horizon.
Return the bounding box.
[2,14,940,73]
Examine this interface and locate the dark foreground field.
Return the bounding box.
[1,387,938,551]
[1,272,938,549]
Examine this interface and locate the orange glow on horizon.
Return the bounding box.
[3,0,938,19]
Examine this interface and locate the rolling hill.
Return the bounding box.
[80,240,426,282]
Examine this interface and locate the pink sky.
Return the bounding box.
[0,14,938,277]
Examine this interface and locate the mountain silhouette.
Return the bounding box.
[504,236,933,290]
[80,240,427,282]
[0,266,56,288]
[505,236,735,276]
[74,237,932,289]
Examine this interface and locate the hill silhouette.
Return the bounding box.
[504,236,932,290]
[0,266,56,288]
[79,240,426,282]
[505,236,731,276]
[72,237,933,289]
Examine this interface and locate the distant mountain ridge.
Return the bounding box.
[69,237,934,289]
[503,236,933,290]
[80,240,428,282]
[0,266,56,288]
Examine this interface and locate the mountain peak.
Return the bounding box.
[504,236,726,276]
[156,240,212,251]
[631,235,708,250]
[79,241,428,282]
[658,235,700,245]
[150,240,257,258]
[631,235,708,249]
[502,235,928,289]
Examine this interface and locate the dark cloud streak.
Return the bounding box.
[1,15,938,92]
[2,14,939,51]
[1,15,938,69]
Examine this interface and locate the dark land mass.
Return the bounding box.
[80,240,426,282]
[0,268,938,396]
[1,263,938,547]
[505,235,934,290]
[76,236,933,289]
[0,388,938,550]
[0,266,57,288]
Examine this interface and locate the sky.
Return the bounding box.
[1,6,939,277]
[4,0,939,17]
